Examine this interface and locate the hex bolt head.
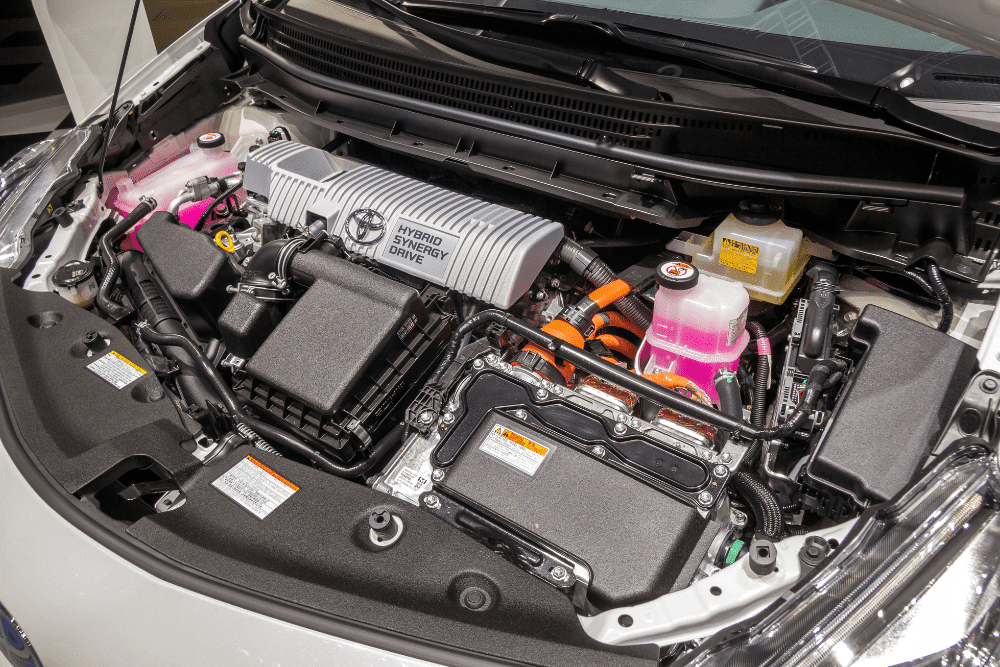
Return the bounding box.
[424,494,441,509]
[535,388,549,400]
[613,423,627,435]
[431,468,445,482]
[714,465,729,477]
[731,509,748,527]
[485,354,499,364]
[514,409,528,420]
[472,359,485,370]
[983,378,999,393]
[702,450,714,460]
[720,452,732,464]
[418,410,435,424]
[592,445,606,457]
[698,491,714,506]
[552,385,564,395]
[550,566,569,582]
[442,412,456,424]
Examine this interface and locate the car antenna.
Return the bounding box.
[96,0,145,196]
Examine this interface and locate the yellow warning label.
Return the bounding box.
[496,426,549,457]
[110,350,148,374]
[719,237,760,275]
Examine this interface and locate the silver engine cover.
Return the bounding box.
[244,141,564,307]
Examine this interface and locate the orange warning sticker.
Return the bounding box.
[479,424,553,476]
[719,237,760,275]
[212,455,299,519]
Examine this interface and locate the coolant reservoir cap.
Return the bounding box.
[197,132,225,149]
[52,260,94,287]
[656,261,699,290]
[734,197,782,226]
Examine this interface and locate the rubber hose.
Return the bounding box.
[194,178,243,231]
[924,260,954,333]
[422,309,839,440]
[96,197,155,320]
[136,325,397,478]
[558,237,652,330]
[714,370,743,418]
[730,470,784,539]
[591,311,646,340]
[746,322,770,429]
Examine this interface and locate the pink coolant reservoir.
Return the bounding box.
[105,133,239,244]
[638,261,750,404]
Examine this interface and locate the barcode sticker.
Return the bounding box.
[212,456,299,519]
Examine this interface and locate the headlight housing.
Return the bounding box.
[680,445,1000,667]
[0,127,96,270]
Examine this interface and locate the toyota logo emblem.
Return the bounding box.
[345,209,386,245]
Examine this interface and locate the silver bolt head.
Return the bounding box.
[592,445,606,457]
[720,452,732,464]
[698,491,714,506]
[702,450,714,460]
[424,494,441,509]
[552,385,564,395]
[551,566,568,581]
[442,412,456,424]
[535,388,549,400]
[418,410,435,424]
[613,423,627,435]
[485,354,499,364]
[431,469,445,482]
[731,509,748,527]
[514,409,528,420]
[550,278,561,288]
[472,359,485,370]
[714,465,729,477]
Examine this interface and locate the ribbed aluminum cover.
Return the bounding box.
[245,142,564,307]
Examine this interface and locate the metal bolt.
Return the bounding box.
[551,566,569,582]
[535,388,549,400]
[552,385,564,396]
[698,491,714,506]
[630,417,641,428]
[424,494,441,509]
[983,378,999,393]
[702,450,714,460]
[485,354,499,365]
[731,509,748,527]
[720,452,732,464]
[514,409,528,420]
[592,445,606,457]
[472,359,485,370]
[843,311,858,323]
[714,465,728,477]
[431,469,445,482]
[550,278,561,289]
[418,410,435,424]
[442,412,456,424]
[613,423,627,435]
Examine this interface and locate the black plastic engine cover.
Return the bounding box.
[136,212,237,302]
[805,305,977,505]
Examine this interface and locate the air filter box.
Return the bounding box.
[234,252,453,460]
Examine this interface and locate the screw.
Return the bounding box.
[442,412,456,424]
[419,410,435,424]
[535,388,549,400]
[698,491,714,506]
[514,409,528,420]
[714,465,728,477]
[983,378,999,393]
[720,452,732,464]
[613,423,627,435]
[472,359,485,370]
[592,445,606,457]
[431,468,445,482]
[552,385,564,395]
[485,354,499,365]
[702,450,714,460]
[424,494,441,509]
[551,566,569,582]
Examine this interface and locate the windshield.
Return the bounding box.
[526,0,999,100]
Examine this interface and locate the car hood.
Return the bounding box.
[832,0,1000,59]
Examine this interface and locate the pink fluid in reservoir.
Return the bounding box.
[104,133,238,249]
[638,261,750,404]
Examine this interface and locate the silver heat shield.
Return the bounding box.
[244,141,564,307]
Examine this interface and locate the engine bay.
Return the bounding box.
[8,92,990,658]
